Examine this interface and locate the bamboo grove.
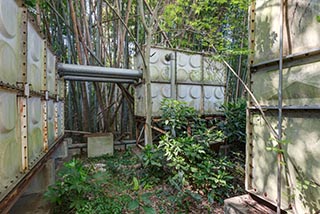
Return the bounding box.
[25,0,249,138]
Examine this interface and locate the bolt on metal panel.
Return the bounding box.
[46,48,56,96]
[27,97,44,167]
[27,21,45,92]
[251,60,320,107]
[0,90,22,194]
[0,0,24,85]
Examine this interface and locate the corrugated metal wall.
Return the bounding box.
[135,47,226,117]
[247,0,320,213]
[0,0,65,201]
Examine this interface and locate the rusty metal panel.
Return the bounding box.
[27,97,44,167]
[177,85,202,113]
[0,0,24,85]
[135,83,171,117]
[252,60,320,106]
[203,86,224,115]
[47,100,55,146]
[0,90,22,194]
[46,48,56,95]
[149,48,173,82]
[248,111,320,213]
[176,52,202,84]
[27,21,45,92]
[253,0,320,65]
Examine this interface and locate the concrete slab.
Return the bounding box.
[224,194,277,214]
[9,193,51,214]
[23,159,55,195]
[87,133,113,157]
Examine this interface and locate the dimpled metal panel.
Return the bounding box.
[203,86,224,114]
[177,85,202,112]
[0,90,21,193]
[0,0,23,85]
[47,100,55,146]
[27,97,44,166]
[27,22,45,92]
[176,52,202,84]
[149,48,173,82]
[46,49,56,95]
[135,83,171,117]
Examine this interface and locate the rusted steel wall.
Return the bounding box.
[135,47,226,117]
[0,0,65,202]
[247,0,320,213]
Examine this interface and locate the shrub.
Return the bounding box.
[219,99,246,144]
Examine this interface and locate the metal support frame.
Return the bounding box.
[42,100,48,152]
[19,97,28,172]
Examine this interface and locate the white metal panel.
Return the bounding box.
[46,48,56,95]
[0,0,23,84]
[135,83,171,117]
[252,61,320,106]
[176,52,202,84]
[149,48,173,82]
[203,86,224,115]
[27,97,44,166]
[177,85,202,113]
[27,21,45,92]
[47,100,55,146]
[0,90,21,192]
[249,112,320,212]
[56,101,64,137]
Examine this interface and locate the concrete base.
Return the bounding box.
[9,193,51,214]
[224,194,277,214]
[87,133,114,157]
[24,159,55,195]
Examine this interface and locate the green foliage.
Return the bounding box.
[141,99,237,204]
[160,99,197,137]
[218,99,246,144]
[160,0,249,54]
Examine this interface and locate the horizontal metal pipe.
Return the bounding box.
[61,71,140,80]
[64,76,136,83]
[58,63,142,78]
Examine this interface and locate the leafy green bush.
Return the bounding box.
[219,99,246,144]
[141,99,236,203]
